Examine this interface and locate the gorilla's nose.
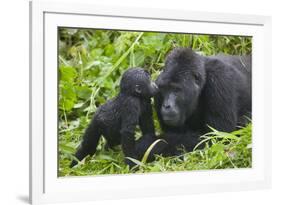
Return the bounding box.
[162,103,171,111]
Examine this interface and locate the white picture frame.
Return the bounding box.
[29,0,272,204]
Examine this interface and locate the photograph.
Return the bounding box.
[58,28,252,177]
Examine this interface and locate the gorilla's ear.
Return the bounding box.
[135,84,142,94]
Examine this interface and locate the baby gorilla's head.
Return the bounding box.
[120,67,158,98]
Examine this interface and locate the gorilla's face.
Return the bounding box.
[120,67,159,98]
[136,73,159,98]
[157,77,201,127]
[155,48,206,127]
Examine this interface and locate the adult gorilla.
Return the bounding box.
[153,47,251,156]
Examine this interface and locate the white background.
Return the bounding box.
[0,0,279,204]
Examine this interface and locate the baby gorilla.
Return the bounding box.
[70,67,158,168]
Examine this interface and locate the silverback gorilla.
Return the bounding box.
[70,67,158,168]
[146,47,251,157]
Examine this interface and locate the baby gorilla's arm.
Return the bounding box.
[120,118,138,167]
[120,99,140,167]
[139,101,155,136]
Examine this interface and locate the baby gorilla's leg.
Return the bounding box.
[70,122,101,167]
[104,137,121,151]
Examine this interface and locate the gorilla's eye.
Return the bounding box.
[168,83,182,94]
[173,87,182,94]
[135,84,142,94]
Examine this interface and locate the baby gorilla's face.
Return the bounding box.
[135,73,158,97]
[120,67,158,98]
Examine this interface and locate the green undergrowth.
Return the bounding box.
[59,123,252,176]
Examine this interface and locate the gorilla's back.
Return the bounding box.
[211,54,252,123]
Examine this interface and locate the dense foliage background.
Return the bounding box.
[58,28,252,177]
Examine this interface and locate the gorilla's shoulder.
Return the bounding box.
[204,56,231,72]
[205,54,251,74]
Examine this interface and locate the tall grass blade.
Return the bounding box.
[141,139,167,164]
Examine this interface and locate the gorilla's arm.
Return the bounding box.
[120,98,140,166]
[136,129,203,159]
[155,130,202,156]
[139,101,155,136]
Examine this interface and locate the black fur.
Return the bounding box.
[70,67,158,168]
[145,48,252,156]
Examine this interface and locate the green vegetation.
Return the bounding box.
[58,28,252,177]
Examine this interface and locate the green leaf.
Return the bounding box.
[59,143,76,154]
[59,66,77,82]
[59,82,77,111]
[61,98,75,111]
[76,86,92,100]
[73,102,84,108]
[210,144,224,153]
[142,33,166,51]
[96,154,118,162]
[90,48,104,58]
[134,51,145,66]
[125,157,143,167]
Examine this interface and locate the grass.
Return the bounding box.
[59,123,252,176]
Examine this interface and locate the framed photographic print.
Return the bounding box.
[30,0,272,204]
